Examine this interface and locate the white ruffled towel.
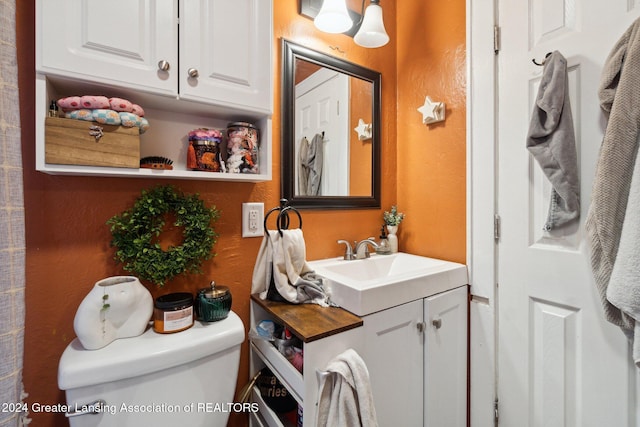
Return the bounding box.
[251,229,331,306]
[317,349,378,427]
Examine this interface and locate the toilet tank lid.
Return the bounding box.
[58,311,244,391]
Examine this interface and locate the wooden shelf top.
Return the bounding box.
[251,294,363,343]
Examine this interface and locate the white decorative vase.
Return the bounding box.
[387,225,399,253]
[74,276,153,350]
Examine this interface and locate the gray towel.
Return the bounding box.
[586,17,640,333]
[526,51,580,231]
[299,133,324,196]
[298,137,309,195]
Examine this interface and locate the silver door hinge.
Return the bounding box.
[494,25,501,53]
[494,214,501,241]
[494,398,499,426]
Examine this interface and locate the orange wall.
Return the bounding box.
[396,0,467,263]
[349,78,374,196]
[17,1,398,426]
[18,0,466,425]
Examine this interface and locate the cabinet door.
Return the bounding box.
[424,286,468,427]
[37,0,178,95]
[179,0,273,113]
[362,300,423,427]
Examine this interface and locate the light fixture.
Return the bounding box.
[354,0,389,48]
[314,0,353,34]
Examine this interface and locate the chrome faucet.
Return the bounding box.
[355,238,379,259]
[337,240,356,260]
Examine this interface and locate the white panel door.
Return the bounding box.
[179,0,272,113]
[294,69,350,196]
[37,0,177,95]
[498,0,640,426]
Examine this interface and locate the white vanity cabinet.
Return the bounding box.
[249,285,467,427]
[249,296,364,427]
[36,0,272,113]
[362,285,468,427]
[35,0,273,180]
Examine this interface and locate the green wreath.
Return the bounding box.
[107,185,220,287]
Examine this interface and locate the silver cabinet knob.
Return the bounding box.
[188,68,199,78]
[432,318,442,329]
[416,322,426,333]
[157,60,170,71]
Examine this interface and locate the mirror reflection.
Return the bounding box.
[282,39,381,209]
[294,58,373,197]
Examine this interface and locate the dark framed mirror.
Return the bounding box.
[281,39,381,209]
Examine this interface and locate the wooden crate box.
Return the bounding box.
[45,117,140,168]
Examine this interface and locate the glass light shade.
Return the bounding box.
[314,0,353,34]
[354,3,389,48]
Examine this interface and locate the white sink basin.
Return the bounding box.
[309,252,468,316]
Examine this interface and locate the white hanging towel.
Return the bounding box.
[251,229,331,306]
[317,349,378,427]
[608,144,640,367]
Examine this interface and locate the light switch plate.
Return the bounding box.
[242,202,264,238]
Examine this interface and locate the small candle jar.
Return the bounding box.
[196,281,232,322]
[153,292,194,334]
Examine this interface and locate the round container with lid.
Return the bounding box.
[187,128,223,172]
[153,292,194,333]
[225,122,259,174]
[196,281,232,322]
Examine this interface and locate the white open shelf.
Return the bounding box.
[251,387,296,427]
[35,74,272,182]
[250,340,304,406]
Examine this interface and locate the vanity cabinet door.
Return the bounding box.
[179,0,272,114]
[37,0,178,96]
[362,299,424,427]
[424,286,468,427]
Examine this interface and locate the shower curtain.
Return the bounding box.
[0,0,27,426]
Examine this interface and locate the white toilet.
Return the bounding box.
[58,312,245,427]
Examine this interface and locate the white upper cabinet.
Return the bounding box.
[36,0,272,114]
[35,0,273,181]
[179,0,272,113]
[37,0,178,96]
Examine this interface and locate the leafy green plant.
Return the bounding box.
[107,185,220,287]
[383,205,406,226]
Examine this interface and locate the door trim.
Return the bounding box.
[466,0,498,425]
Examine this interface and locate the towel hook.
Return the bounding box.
[263,199,288,234]
[532,52,552,66]
[263,199,303,236]
[277,206,302,237]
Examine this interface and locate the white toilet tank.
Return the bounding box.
[58,311,245,427]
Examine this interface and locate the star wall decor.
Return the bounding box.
[418,96,446,125]
[354,118,372,140]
